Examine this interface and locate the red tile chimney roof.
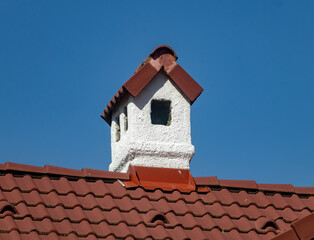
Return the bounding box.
[101,45,203,125]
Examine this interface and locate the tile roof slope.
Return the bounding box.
[0,162,313,240]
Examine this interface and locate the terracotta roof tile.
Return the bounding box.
[85,180,110,197]
[230,190,255,207]
[84,207,105,223]
[27,204,49,219]
[32,176,55,193]
[0,162,313,239]
[133,197,154,213]
[51,177,73,195]
[187,200,207,216]
[59,192,80,208]
[151,198,172,214]
[258,183,295,193]
[184,191,203,203]
[194,176,219,186]
[45,165,85,178]
[272,229,300,240]
[294,187,314,195]
[292,212,314,239]
[219,179,258,190]
[76,194,98,210]
[5,162,45,174]
[95,194,115,211]
[145,189,167,201]
[82,168,129,180]
[41,191,61,207]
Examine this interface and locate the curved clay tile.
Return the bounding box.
[0,201,16,215]
[145,210,168,225]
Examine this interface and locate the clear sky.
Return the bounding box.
[0,1,313,186]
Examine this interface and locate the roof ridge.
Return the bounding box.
[1,162,313,195]
[194,177,314,195]
[0,162,129,181]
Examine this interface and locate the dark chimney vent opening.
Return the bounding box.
[151,100,171,126]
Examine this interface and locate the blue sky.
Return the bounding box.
[0,1,313,186]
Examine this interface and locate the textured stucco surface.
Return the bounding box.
[110,71,195,172]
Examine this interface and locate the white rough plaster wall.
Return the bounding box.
[109,71,195,172]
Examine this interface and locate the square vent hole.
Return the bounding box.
[151,100,171,126]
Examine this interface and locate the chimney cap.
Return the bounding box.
[101,45,203,125]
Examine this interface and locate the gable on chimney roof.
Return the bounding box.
[101,45,203,125]
[101,46,203,172]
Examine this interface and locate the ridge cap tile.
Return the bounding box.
[194,176,219,186]
[5,162,45,174]
[82,168,129,180]
[258,183,295,193]
[219,179,258,190]
[0,164,5,171]
[1,162,131,182]
[45,165,84,178]
[294,187,314,195]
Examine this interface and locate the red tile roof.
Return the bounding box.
[101,45,203,125]
[0,162,313,240]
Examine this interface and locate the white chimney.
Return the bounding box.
[102,46,203,172]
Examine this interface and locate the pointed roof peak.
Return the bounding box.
[150,45,178,60]
[102,45,203,124]
[134,45,178,73]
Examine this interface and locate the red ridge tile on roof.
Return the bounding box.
[219,179,258,189]
[194,176,219,186]
[0,162,129,181]
[82,168,129,180]
[258,183,295,193]
[0,164,5,171]
[5,162,45,174]
[45,165,85,177]
[295,187,314,195]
